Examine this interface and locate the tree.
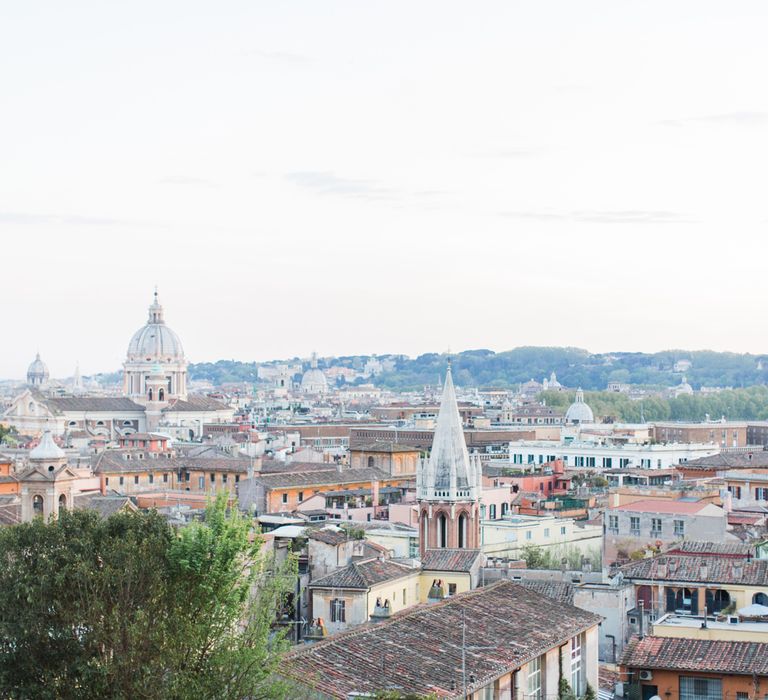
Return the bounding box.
[0,495,295,699]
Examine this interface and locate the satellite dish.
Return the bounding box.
[649,695,662,700]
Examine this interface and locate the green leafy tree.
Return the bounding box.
[0,494,295,699]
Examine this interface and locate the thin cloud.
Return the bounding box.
[0,212,129,226]
[285,171,397,200]
[158,175,217,187]
[239,48,310,65]
[500,209,693,224]
[659,111,768,127]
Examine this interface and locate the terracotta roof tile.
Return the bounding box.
[619,554,768,586]
[621,635,768,675]
[421,548,482,572]
[284,581,602,699]
[310,557,416,589]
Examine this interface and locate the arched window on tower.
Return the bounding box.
[458,513,467,548]
[438,513,448,548]
[148,388,153,401]
[159,388,165,402]
[422,514,428,547]
[367,456,375,468]
[33,495,44,517]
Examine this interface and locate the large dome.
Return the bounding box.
[126,291,185,361]
[565,388,594,424]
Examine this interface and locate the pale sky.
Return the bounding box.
[2,1,768,379]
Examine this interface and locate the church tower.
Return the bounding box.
[417,363,482,557]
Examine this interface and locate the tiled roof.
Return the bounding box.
[307,527,350,545]
[619,554,768,586]
[351,442,421,453]
[73,493,136,518]
[249,468,392,489]
[621,635,768,675]
[666,541,753,557]
[517,579,574,604]
[683,452,768,469]
[284,581,602,699]
[94,451,250,474]
[165,395,230,412]
[0,496,20,526]
[309,557,416,590]
[421,548,482,573]
[47,397,145,412]
[259,460,338,474]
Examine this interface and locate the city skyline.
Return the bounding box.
[3,2,768,376]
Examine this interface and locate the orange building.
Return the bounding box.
[0,456,19,495]
[621,635,768,700]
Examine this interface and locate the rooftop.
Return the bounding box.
[309,557,416,590]
[283,581,601,699]
[612,499,720,515]
[619,554,768,586]
[421,548,482,573]
[621,635,768,675]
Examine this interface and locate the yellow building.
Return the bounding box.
[419,548,483,601]
[309,557,421,636]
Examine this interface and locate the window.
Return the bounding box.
[282,493,288,504]
[527,655,542,700]
[330,598,345,623]
[756,487,768,501]
[198,476,204,490]
[222,474,227,484]
[235,475,240,483]
[105,477,109,486]
[184,472,190,482]
[409,538,418,558]
[544,528,550,538]
[298,491,304,502]
[148,473,154,484]
[448,583,457,596]
[651,518,662,535]
[402,588,406,605]
[163,473,168,483]
[526,530,532,541]
[119,476,124,486]
[489,504,496,519]
[571,634,583,696]
[674,520,685,537]
[210,473,216,483]
[679,677,722,700]
[134,475,139,484]
[630,516,640,536]
[608,515,619,533]
[560,526,566,535]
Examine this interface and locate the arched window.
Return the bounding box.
[33,495,44,517]
[158,388,165,401]
[367,456,375,468]
[637,585,653,610]
[706,589,731,613]
[58,494,66,510]
[673,587,696,614]
[421,512,428,548]
[458,513,467,548]
[753,592,768,606]
[148,389,153,401]
[438,513,448,548]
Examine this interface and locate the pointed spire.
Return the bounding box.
[427,363,472,491]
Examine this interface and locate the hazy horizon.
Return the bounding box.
[3,2,768,378]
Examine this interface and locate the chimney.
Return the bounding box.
[99,472,107,496]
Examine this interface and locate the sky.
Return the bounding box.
[2,1,768,379]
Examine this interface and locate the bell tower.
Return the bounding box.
[417,362,482,557]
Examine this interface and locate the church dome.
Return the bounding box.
[27,353,49,385]
[301,353,328,393]
[565,388,594,424]
[126,291,185,361]
[29,431,65,461]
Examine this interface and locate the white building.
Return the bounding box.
[508,439,720,470]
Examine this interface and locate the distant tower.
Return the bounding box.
[417,363,482,557]
[27,353,50,387]
[72,362,83,393]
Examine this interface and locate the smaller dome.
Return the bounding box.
[29,431,65,461]
[27,353,49,384]
[565,388,594,424]
[301,353,328,393]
